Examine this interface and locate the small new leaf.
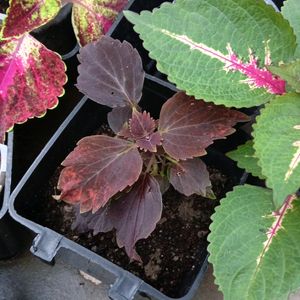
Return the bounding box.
[129,110,161,152]
[169,158,213,198]
[58,135,143,213]
[76,36,145,108]
[227,140,265,180]
[158,92,249,160]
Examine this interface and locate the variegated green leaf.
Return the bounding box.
[269,59,300,92]
[208,185,300,300]
[124,0,296,107]
[253,93,300,209]
[227,140,265,180]
[71,0,127,46]
[282,0,300,58]
[1,0,61,39]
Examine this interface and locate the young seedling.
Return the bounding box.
[57,36,248,260]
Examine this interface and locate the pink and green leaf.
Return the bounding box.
[158,92,249,160]
[58,135,143,213]
[72,174,163,261]
[169,158,213,198]
[1,0,61,39]
[125,0,296,107]
[71,0,128,46]
[0,34,66,142]
[76,36,144,108]
[208,185,300,299]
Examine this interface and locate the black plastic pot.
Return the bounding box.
[9,76,244,300]
[0,133,28,259]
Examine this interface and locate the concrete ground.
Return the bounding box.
[1,250,299,299]
[0,249,222,300]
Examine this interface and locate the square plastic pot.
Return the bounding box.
[9,75,245,300]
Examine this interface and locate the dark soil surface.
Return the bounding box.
[0,0,9,14]
[39,162,233,298]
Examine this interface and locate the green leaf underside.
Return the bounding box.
[1,0,61,39]
[282,0,300,58]
[124,0,296,108]
[208,185,300,300]
[227,140,265,179]
[269,60,300,93]
[253,93,300,209]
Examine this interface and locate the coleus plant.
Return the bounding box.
[56,36,248,261]
[0,0,127,143]
[124,0,300,298]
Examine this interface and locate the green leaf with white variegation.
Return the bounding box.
[227,140,265,179]
[208,185,300,300]
[0,0,61,39]
[268,60,300,92]
[282,0,300,58]
[124,0,296,107]
[253,93,300,209]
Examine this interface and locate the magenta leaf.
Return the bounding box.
[158,92,249,160]
[72,174,163,261]
[71,0,128,46]
[58,135,143,213]
[0,34,66,142]
[76,36,145,108]
[1,0,61,39]
[169,158,212,197]
[107,106,132,134]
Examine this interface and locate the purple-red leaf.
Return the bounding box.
[58,135,143,213]
[169,158,212,197]
[72,174,163,261]
[107,106,132,134]
[158,92,249,160]
[76,36,144,108]
[136,132,161,152]
[1,0,61,39]
[0,34,66,142]
[129,109,161,152]
[71,0,128,46]
[129,110,156,139]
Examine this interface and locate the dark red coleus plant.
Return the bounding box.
[57,36,249,261]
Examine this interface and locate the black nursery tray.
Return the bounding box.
[9,76,244,300]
